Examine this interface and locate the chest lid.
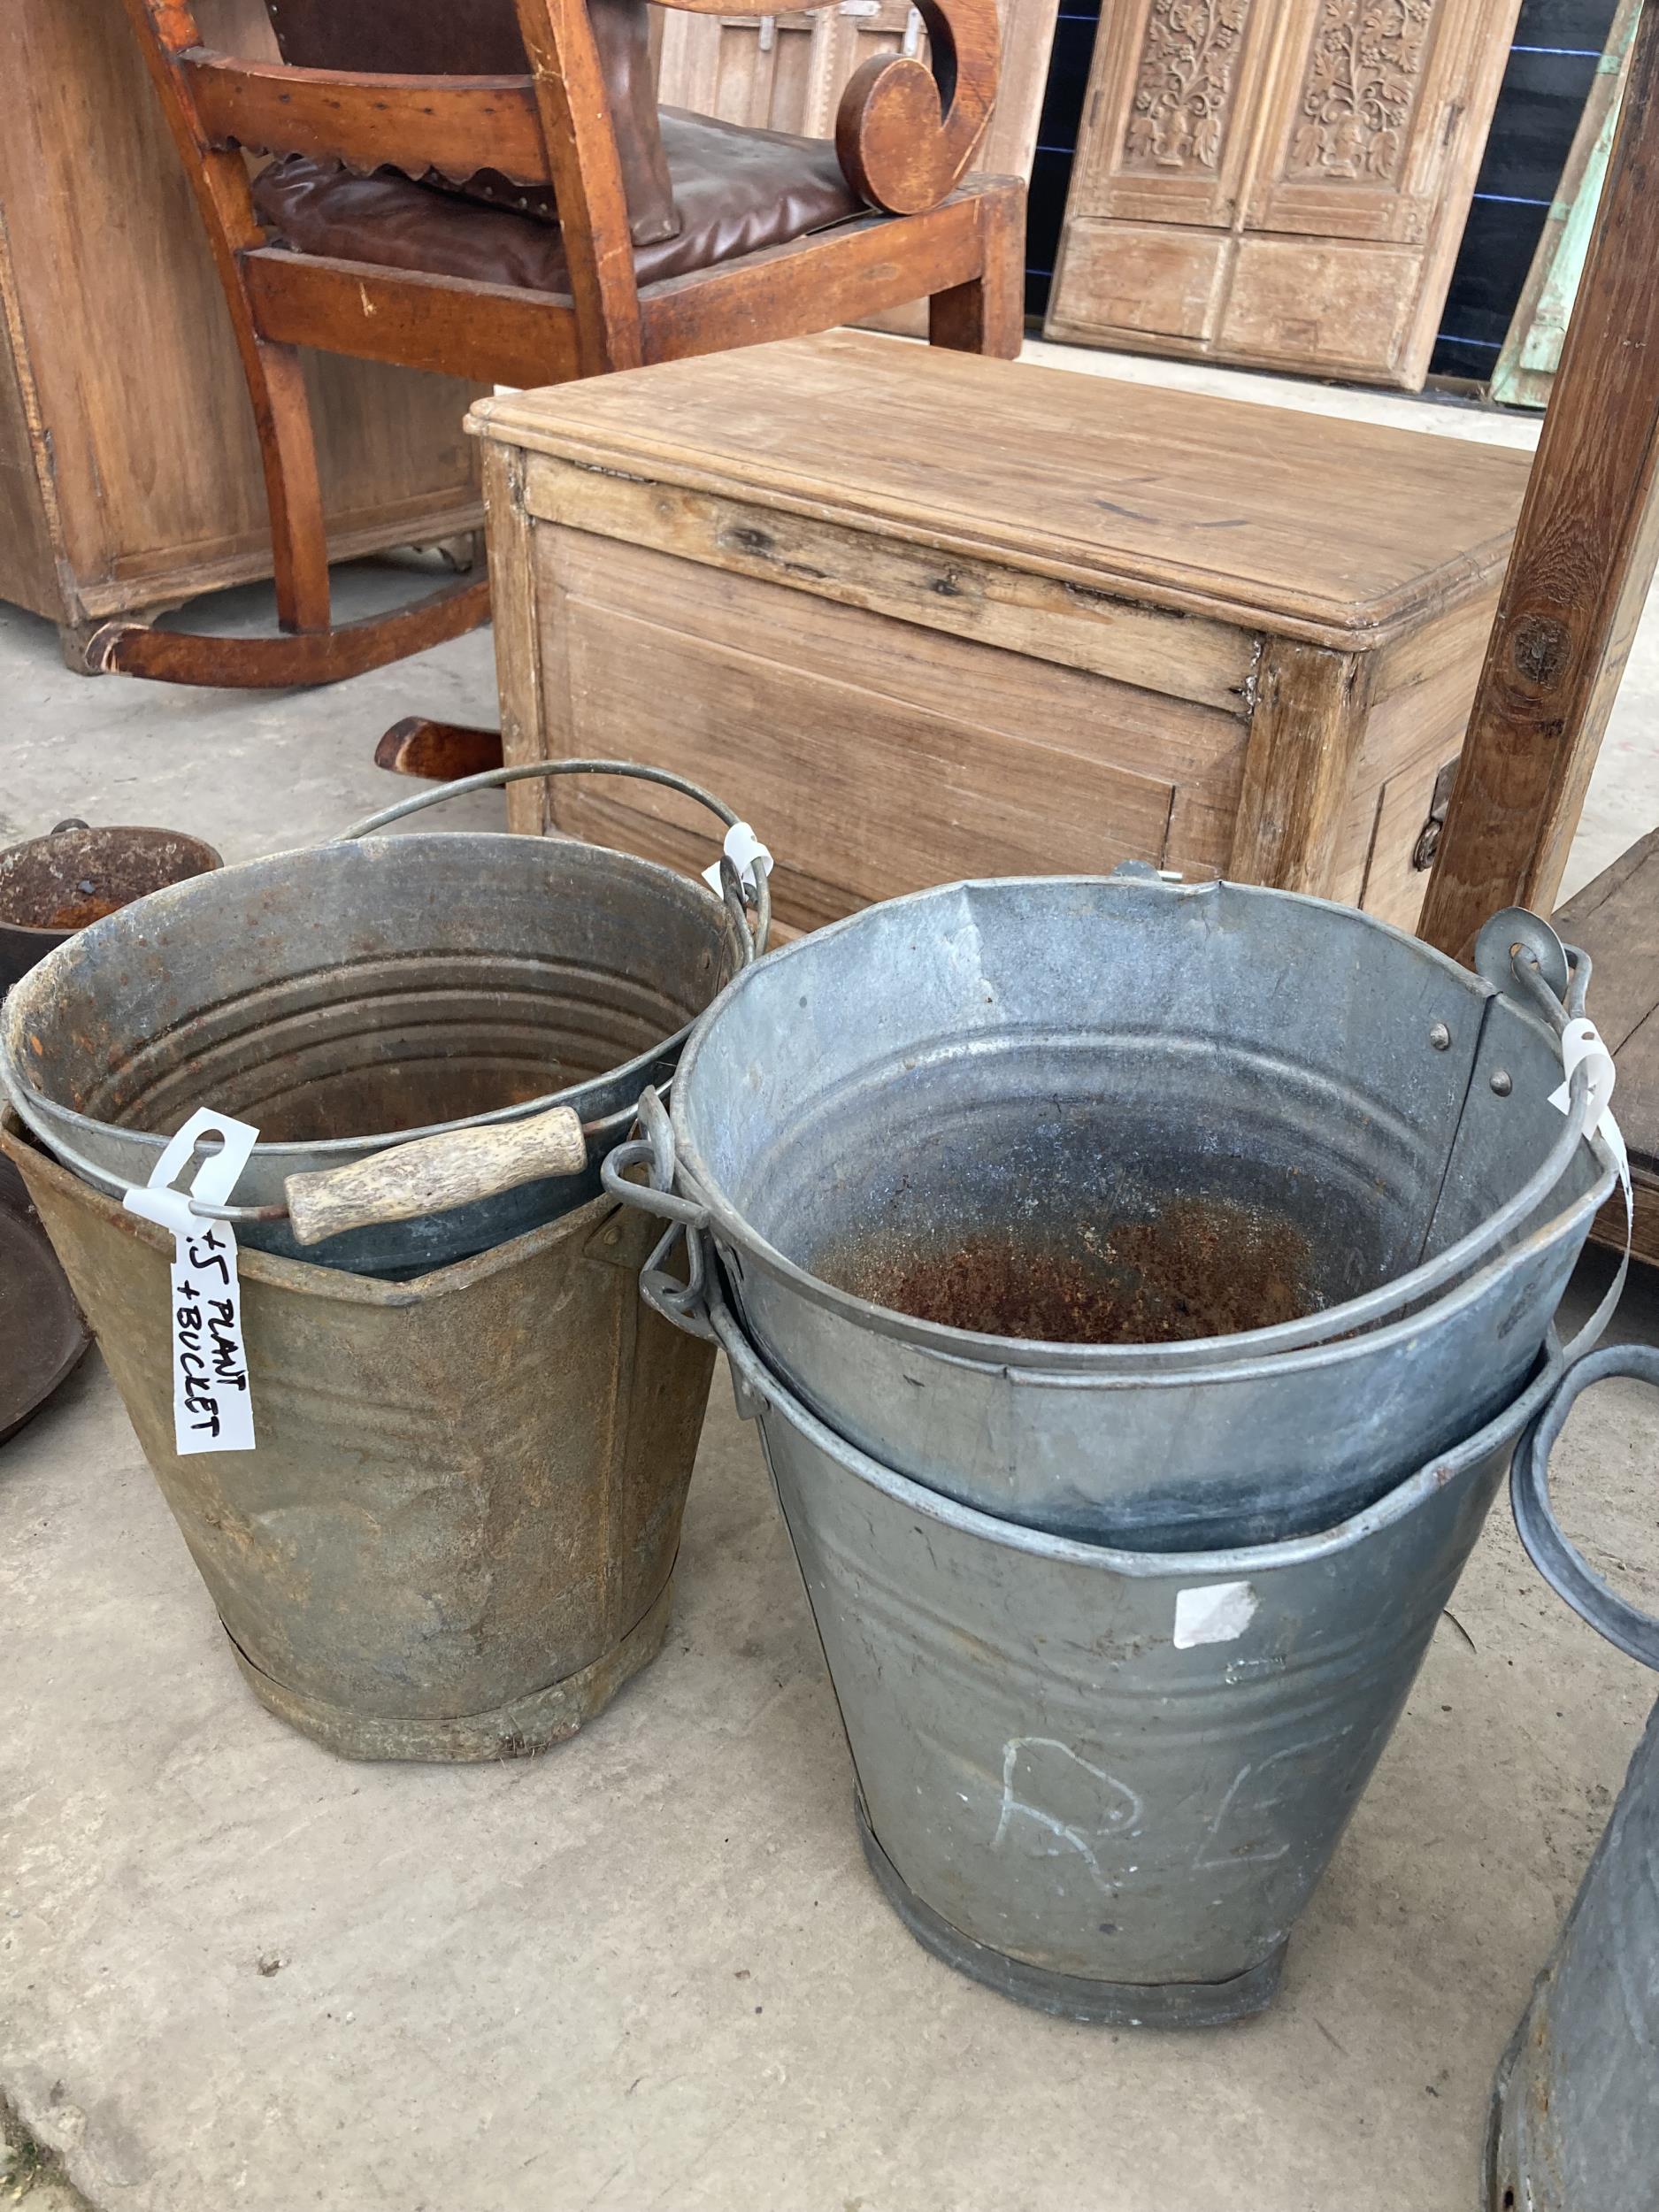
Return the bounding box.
[471,331,1529,650]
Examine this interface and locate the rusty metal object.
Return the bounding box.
[713,1280,1568,2024]
[0,1153,88,1445]
[0,821,220,996]
[817,1197,1321,1346]
[610,873,1615,1549]
[1,763,764,1276]
[4,1115,713,1761]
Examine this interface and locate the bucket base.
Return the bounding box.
[856,1795,1286,2028]
[227,1578,675,1763]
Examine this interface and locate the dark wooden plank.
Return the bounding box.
[182,57,549,180]
[1420,0,1659,959]
[243,248,581,388]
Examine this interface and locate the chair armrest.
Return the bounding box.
[650,0,998,215]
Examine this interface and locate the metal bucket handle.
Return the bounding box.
[336,757,772,965]
[1511,1341,1659,1671]
[2,763,771,1240]
[598,1090,718,1337]
[601,1053,1614,1363]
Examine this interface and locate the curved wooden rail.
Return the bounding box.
[834,0,1000,217]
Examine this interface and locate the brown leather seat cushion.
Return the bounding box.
[250,110,864,298]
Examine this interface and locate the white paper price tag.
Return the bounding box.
[702,821,772,898]
[123,1108,259,1456]
[1548,1016,1633,1359]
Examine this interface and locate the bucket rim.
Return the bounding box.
[671,873,1617,1375]
[0,830,745,1180]
[717,1282,1566,1575]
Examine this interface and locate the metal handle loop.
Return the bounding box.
[336,757,772,958]
[640,1217,716,1340]
[1512,1341,1659,1670]
[597,1092,707,1230]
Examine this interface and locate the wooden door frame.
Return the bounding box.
[1420,0,1659,956]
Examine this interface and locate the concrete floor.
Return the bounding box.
[2,339,1658,2212]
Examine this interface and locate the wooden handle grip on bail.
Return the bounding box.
[284,1106,588,1247]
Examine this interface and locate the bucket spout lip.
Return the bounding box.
[715,1278,1567,1577]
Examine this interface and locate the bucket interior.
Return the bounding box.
[680,879,1597,1348]
[7,835,741,1146]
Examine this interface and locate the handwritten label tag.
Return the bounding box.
[123,1108,259,1456]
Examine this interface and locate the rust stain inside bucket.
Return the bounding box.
[818,1198,1322,1346]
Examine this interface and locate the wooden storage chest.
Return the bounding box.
[471,331,1530,934]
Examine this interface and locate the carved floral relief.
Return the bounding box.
[1286,0,1436,180]
[1122,0,1252,173]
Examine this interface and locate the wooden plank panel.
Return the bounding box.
[1420,0,1659,953]
[518,453,1258,711]
[555,528,1249,780]
[1043,220,1232,344]
[1217,237,1420,379]
[533,531,1248,926]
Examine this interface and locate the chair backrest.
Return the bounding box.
[259,0,678,244]
[265,0,532,74]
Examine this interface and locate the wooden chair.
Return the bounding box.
[97,0,1022,691]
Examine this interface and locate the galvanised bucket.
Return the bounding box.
[713,1283,1571,2025]
[608,873,1615,1550]
[0,763,765,1278]
[1487,1346,1659,2211]
[4,1116,715,1762]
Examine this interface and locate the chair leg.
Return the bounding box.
[88,327,491,686]
[928,181,1025,359]
[255,341,334,635]
[376,719,506,780]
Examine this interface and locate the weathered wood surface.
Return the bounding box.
[1419,0,1659,960]
[1044,0,1522,390]
[474,330,1529,644]
[1557,826,1659,1268]
[473,328,1525,933]
[285,1104,588,1247]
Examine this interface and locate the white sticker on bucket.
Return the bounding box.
[1174,1581,1258,1650]
[123,1108,259,1457]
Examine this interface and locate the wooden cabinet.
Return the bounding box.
[653,0,1056,333]
[470,330,1530,936]
[1045,0,1522,388]
[0,0,486,647]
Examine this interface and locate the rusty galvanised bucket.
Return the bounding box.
[4,1116,714,1762]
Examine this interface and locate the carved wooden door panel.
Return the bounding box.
[1045,0,1522,388]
